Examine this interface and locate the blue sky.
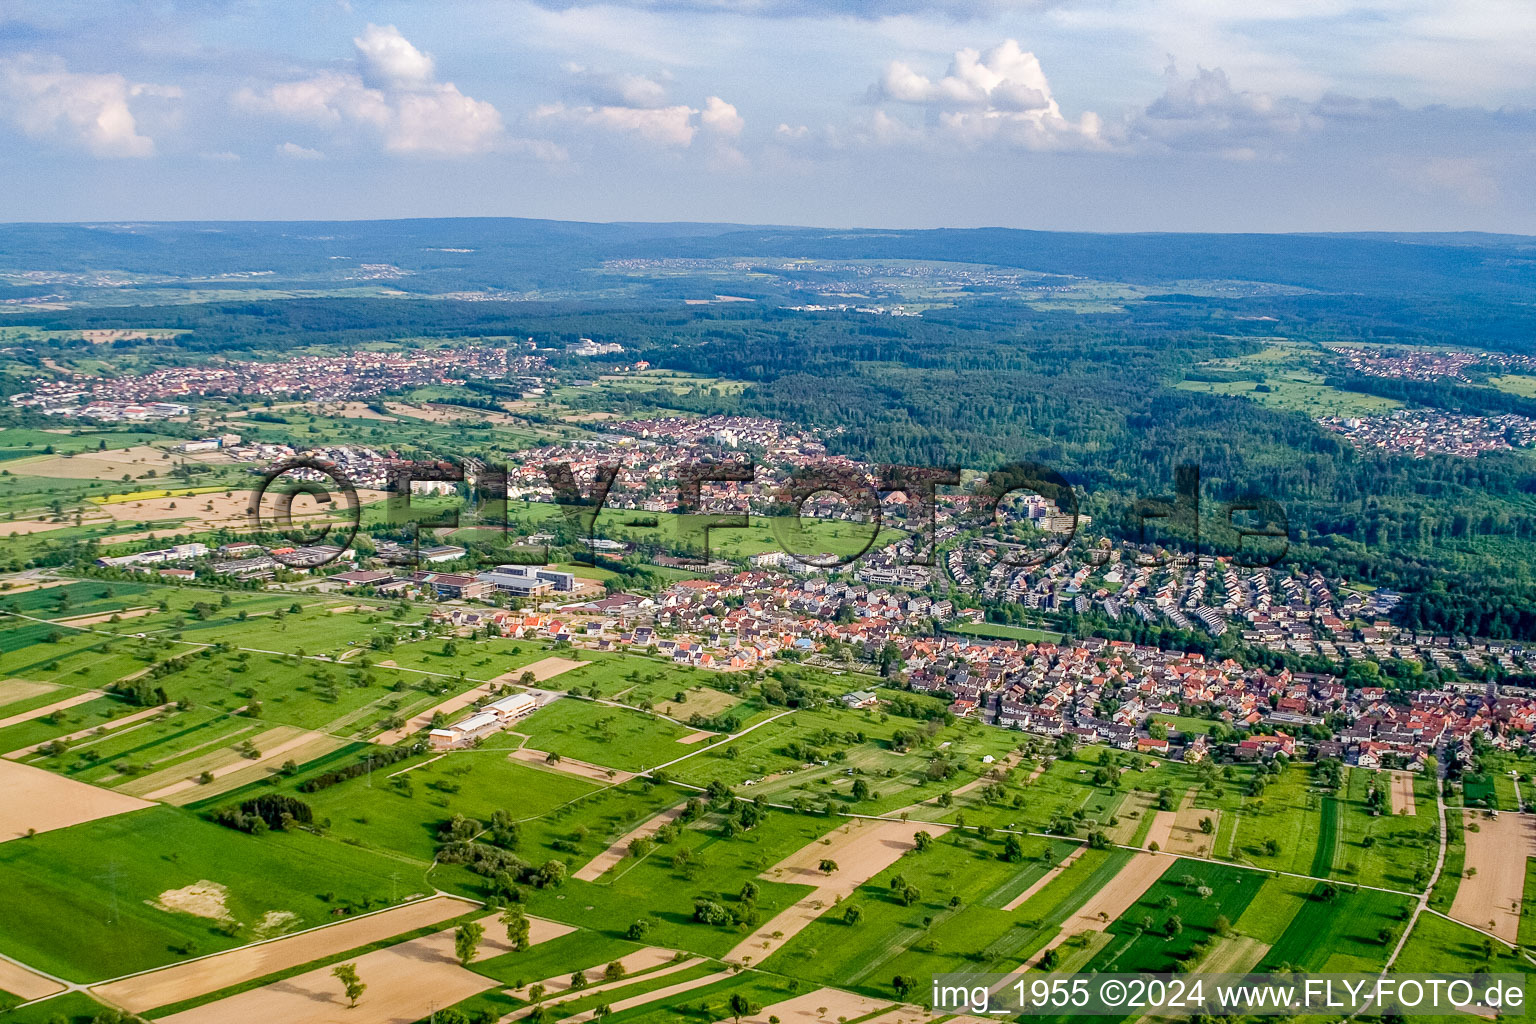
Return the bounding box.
[1,0,1533,230]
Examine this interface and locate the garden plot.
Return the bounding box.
[1390,772,1417,815]
[90,895,483,1013]
[725,817,949,966]
[1450,809,1536,943]
[0,758,153,840]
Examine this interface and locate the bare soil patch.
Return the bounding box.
[676,730,715,744]
[1027,852,1169,967]
[573,804,687,881]
[1003,847,1086,911]
[725,817,950,967]
[1390,772,1417,816]
[153,880,234,923]
[507,747,633,783]
[0,758,153,841]
[153,915,500,1024]
[1450,809,1536,943]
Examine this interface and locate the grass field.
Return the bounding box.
[948,621,1065,643]
[0,806,423,982]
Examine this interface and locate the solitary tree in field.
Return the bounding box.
[892,975,915,999]
[728,992,759,1022]
[843,904,863,925]
[454,921,484,965]
[332,962,365,1007]
[502,907,531,951]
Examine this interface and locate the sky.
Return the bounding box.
[0,0,1533,231]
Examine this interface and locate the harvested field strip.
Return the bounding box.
[0,758,153,841]
[510,656,587,683]
[5,703,169,760]
[1449,809,1536,944]
[1390,772,1417,816]
[727,817,951,967]
[1026,852,1169,967]
[89,895,481,1013]
[162,733,343,805]
[1002,848,1086,912]
[503,949,696,1013]
[0,679,58,710]
[508,747,634,783]
[723,987,902,1024]
[573,803,687,881]
[0,689,100,730]
[115,726,302,797]
[153,916,501,1024]
[0,955,65,1001]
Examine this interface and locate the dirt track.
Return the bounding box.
[1449,809,1536,943]
[0,758,153,841]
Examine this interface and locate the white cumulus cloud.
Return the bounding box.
[277,141,324,159]
[236,24,505,157]
[0,55,178,158]
[872,40,1103,150]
